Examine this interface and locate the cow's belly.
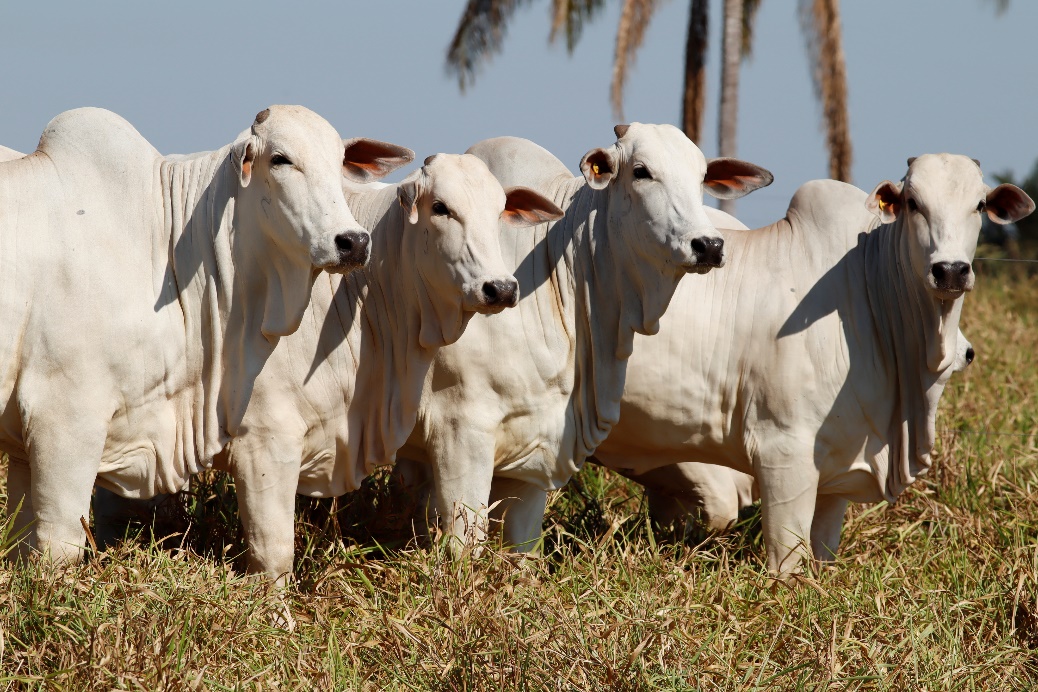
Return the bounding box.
[96,396,184,498]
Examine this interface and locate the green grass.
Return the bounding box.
[1,257,1037,690]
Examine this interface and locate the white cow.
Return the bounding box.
[209,154,563,584]
[396,125,773,549]
[591,156,1033,575]
[0,106,412,562]
[617,328,974,536]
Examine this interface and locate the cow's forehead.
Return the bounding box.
[621,122,706,174]
[905,154,986,202]
[255,105,342,152]
[425,153,506,208]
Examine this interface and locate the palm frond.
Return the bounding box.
[741,0,763,59]
[447,0,535,90]
[611,0,662,121]
[799,0,852,181]
[550,0,608,53]
[682,0,709,142]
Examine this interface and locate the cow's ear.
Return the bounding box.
[704,158,774,199]
[343,138,415,183]
[500,186,565,228]
[232,138,257,188]
[866,180,903,224]
[580,147,619,190]
[397,171,422,225]
[985,183,1035,225]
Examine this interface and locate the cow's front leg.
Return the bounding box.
[810,494,849,564]
[27,415,107,564]
[231,437,304,586]
[6,458,36,560]
[488,477,547,553]
[428,430,495,553]
[392,457,436,539]
[640,462,745,536]
[755,443,818,578]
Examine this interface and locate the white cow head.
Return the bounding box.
[233,105,413,274]
[397,154,563,347]
[579,123,772,274]
[866,154,1034,301]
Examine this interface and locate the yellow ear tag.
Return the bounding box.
[592,163,601,175]
[878,199,889,212]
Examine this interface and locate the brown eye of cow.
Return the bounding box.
[976,200,986,213]
[907,198,919,212]
[633,165,652,180]
[432,201,450,216]
[270,153,292,167]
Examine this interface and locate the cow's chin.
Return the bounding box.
[683,262,721,275]
[931,287,968,302]
[318,254,370,275]
[469,301,511,316]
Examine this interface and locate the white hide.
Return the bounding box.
[593,156,1032,575]
[0,145,24,161]
[0,106,380,562]
[215,154,563,583]
[397,126,773,549]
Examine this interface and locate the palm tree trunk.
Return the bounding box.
[681,0,709,144]
[718,0,743,214]
[800,0,852,182]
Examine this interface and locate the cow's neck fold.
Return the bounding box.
[159,148,239,485]
[555,180,685,468]
[337,186,440,480]
[861,220,963,501]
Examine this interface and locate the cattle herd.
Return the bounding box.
[0,106,1034,609]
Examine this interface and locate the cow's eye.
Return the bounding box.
[270,153,292,167]
[907,198,919,212]
[976,200,986,213]
[633,165,652,180]
[432,201,450,216]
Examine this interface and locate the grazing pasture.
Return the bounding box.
[1,259,1036,689]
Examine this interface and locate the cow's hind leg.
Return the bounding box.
[92,486,168,550]
[810,494,849,563]
[488,477,547,553]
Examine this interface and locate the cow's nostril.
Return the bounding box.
[966,346,975,365]
[691,236,724,267]
[334,231,370,267]
[482,279,518,307]
[931,261,971,290]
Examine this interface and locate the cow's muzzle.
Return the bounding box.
[689,235,725,271]
[479,278,519,311]
[334,230,371,269]
[930,261,973,296]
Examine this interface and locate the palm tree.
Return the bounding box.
[445,0,853,209]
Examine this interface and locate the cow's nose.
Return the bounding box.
[691,236,725,267]
[482,279,519,308]
[931,261,971,291]
[335,230,370,268]
[965,346,975,365]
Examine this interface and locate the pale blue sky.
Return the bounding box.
[1,1,1034,228]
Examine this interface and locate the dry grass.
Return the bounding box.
[2,255,1037,690]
